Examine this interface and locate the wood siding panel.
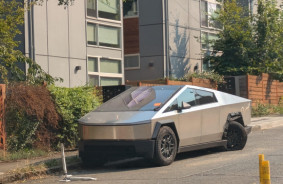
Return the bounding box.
[124,18,140,55]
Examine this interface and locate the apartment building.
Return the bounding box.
[123,0,222,81]
[22,0,124,87]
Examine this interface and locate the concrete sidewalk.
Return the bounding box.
[1,115,283,183]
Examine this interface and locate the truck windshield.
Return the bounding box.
[95,86,182,112]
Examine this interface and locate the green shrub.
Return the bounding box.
[170,71,225,84]
[48,86,102,148]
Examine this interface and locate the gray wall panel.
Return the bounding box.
[139,24,164,57]
[189,0,200,28]
[169,25,190,59]
[189,30,201,60]
[49,57,70,87]
[69,1,86,59]
[125,56,164,81]
[34,55,48,73]
[139,0,163,25]
[70,59,87,87]
[168,0,189,27]
[33,3,48,55]
[47,1,68,57]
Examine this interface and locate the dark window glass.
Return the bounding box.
[87,0,96,17]
[195,89,217,105]
[98,0,120,20]
[123,0,138,17]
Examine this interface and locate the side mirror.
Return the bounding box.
[177,102,191,113]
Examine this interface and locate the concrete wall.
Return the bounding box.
[25,1,87,87]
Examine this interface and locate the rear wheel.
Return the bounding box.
[226,121,247,151]
[154,126,177,166]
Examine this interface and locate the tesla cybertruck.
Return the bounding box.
[78,85,251,166]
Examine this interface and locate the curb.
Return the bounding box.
[0,162,81,184]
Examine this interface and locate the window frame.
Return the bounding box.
[86,21,122,50]
[86,0,122,23]
[87,55,123,86]
[201,31,218,51]
[124,54,140,70]
[200,0,222,30]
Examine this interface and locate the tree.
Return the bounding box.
[206,0,283,79]
[0,0,58,84]
[205,0,254,76]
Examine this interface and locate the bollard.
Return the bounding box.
[262,160,271,184]
[259,154,264,183]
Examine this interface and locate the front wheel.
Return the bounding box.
[226,121,247,151]
[154,126,177,166]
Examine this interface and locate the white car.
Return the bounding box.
[79,85,251,166]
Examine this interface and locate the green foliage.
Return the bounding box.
[252,103,283,117]
[0,149,48,161]
[48,86,102,148]
[172,71,225,84]
[206,0,283,80]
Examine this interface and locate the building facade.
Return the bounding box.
[22,0,124,87]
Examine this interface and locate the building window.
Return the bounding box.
[124,54,140,69]
[88,57,98,72]
[88,75,99,86]
[87,0,97,17]
[101,77,122,86]
[100,58,122,73]
[123,0,138,17]
[87,23,121,49]
[98,25,120,48]
[98,0,120,21]
[201,0,221,29]
[87,23,97,45]
[201,32,218,51]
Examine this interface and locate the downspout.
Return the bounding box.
[163,0,170,78]
[28,0,35,61]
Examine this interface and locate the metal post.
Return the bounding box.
[262,160,271,184]
[59,143,96,182]
[259,154,264,184]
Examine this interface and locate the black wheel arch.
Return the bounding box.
[152,121,180,148]
[223,112,245,139]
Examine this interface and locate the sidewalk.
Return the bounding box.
[1,116,283,183]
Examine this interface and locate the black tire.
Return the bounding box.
[154,126,177,166]
[226,121,247,151]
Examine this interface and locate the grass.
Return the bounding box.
[252,103,283,117]
[0,149,49,161]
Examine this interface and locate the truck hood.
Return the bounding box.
[78,111,156,126]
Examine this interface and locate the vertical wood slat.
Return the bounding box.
[0,84,6,150]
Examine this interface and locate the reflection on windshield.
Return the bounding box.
[126,87,153,108]
[95,86,182,112]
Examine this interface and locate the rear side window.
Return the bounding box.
[195,89,217,105]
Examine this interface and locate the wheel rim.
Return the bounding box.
[227,128,242,148]
[160,134,175,158]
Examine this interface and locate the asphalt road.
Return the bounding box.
[25,126,283,184]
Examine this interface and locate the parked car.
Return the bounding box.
[78,85,251,166]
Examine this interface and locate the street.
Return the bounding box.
[25,126,283,184]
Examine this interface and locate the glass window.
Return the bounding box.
[96,86,181,111]
[100,77,122,86]
[165,88,196,112]
[201,1,222,29]
[98,25,120,48]
[88,75,99,86]
[124,55,140,69]
[123,0,138,17]
[195,89,217,105]
[88,57,98,72]
[98,0,120,20]
[87,0,96,17]
[201,32,218,50]
[100,58,121,73]
[87,23,97,45]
